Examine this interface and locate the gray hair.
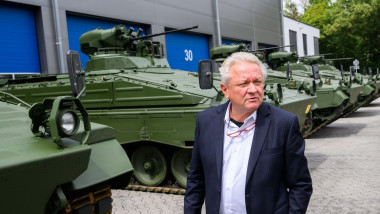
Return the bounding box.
[219,52,268,85]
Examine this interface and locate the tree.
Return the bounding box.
[301,1,330,35]
[284,0,302,20]
[301,0,380,69]
[299,0,310,12]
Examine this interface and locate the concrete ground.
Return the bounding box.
[112,98,380,214]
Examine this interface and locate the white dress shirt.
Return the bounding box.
[219,103,257,214]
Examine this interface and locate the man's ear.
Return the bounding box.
[220,83,229,99]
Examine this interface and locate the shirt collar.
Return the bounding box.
[224,102,257,126]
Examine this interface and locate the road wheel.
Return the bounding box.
[171,148,192,188]
[131,146,167,186]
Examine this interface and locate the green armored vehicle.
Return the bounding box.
[0,52,133,214]
[300,55,378,107]
[267,51,368,128]
[0,26,316,189]
[352,67,380,103]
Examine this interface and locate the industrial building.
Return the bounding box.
[1,0,285,76]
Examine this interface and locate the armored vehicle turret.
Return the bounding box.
[0,51,133,213]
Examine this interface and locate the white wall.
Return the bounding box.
[283,16,320,57]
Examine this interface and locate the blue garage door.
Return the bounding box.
[0,3,40,74]
[66,14,146,69]
[165,32,209,72]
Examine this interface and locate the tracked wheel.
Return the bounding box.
[131,146,167,186]
[171,148,192,188]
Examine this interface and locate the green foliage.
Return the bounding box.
[301,1,329,37]
[301,0,380,69]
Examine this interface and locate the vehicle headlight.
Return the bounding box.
[59,110,79,137]
[30,97,91,148]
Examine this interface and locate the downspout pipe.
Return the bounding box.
[214,0,222,46]
[52,0,65,74]
[280,0,284,46]
[252,12,257,50]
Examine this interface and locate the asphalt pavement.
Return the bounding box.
[112,98,380,214]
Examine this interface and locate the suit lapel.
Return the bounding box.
[215,102,228,181]
[246,103,271,185]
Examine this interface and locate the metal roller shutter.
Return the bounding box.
[0,3,40,74]
[165,32,209,72]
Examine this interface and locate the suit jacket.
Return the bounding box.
[184,102,312,214]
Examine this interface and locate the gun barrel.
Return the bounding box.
[325,57,353,61]
[130,25,198,41]
[251,44,294,52]
[300,53,334,58]
[319,53,334,56]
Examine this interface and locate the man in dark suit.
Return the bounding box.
[184,52,312,214]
